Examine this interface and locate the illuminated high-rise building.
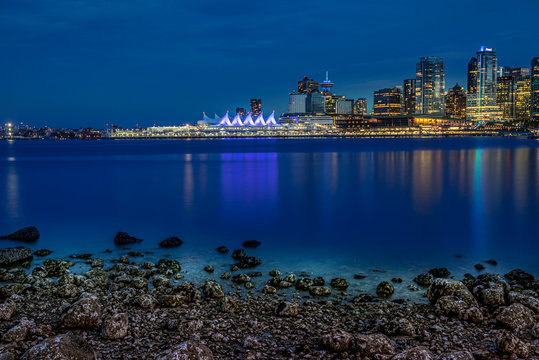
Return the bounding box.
[445,83,467,119]
[532,57,539,122]
[466,46,500,122]
[354,98,367,115]
[467,57,478,95]
[497,76,516,120]
[287,93,307,114]
[306,90,325,114]
[373,87,402,117]
[510,67,530,79]
[415,56,445,115]
[403,79,416,115]
[235,108,246,118]
[298,76,319,94]
[324,94,344,114]
[250,99,262,117]
[336,98,354,114]
[515,76,531,121]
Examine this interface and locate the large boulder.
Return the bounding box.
[496,303,535,331]
[439,351,474,360]
[236,255,262,269]
[330,278,349,290]
[158,341,214,360]
[44,259,74,277]
[113,231,142,245]
[1,226,40,242]
[427,278,474,305]
[356,334,394,357]
[470,273,509,307]
[376,281,394,298]
[496,329,530,358]
[0,247,33,267]
[275,301,299,317]
[102,313,128,339]
[413,273,434,287]
[428,267,450,278]
[392,346,432,360]
[434,296,483,323]
[159,237,183,248]
[173,282,201,303]
[320,330,354,352]
[508,291,539,313]
[0,299,16,320]
[158,259,181,275]
[21,334,96,360]
[505,269,535,289]
[201,280,224,299]
[2,317,34,343]
[242,240,261,248]
[59,295,102,329]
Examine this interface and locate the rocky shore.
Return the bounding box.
[1,235,539,359]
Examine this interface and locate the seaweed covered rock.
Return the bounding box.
[504,269,536,289]
[330,278,349,290]
[157,259,181,275]
[236,255,262,269]
[309,286,331,297]
[376,281,394,298]
[1,226,40,242]
[0,247,33,267]
[428,267,450,278]
[320,329,353,352]
[470,273,509,307]
[59,295,102,329]
[427,278,471,304]
[158,236,183,248]
[201,279,224,299]
[295,278,313,291]
[113,231,142,245]
[231,249,246,260]
[21,334,97,360]
[44,259,74,277]
[414,273,434,287]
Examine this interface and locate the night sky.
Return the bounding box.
[1,0,538,128]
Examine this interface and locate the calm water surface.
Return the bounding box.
[1,138,538,298]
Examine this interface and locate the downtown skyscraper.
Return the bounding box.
[532,57,539,122]
[467,46,500,122]
[415,57,445,115]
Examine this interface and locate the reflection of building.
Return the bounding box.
[236,107,247,118]
[306,90,325,113]
[354,98,367,115]
[466,46,500,122]
[298,76,319,94]
[250,99,262,117]
[336,98,354,114]
[373,87,402,117]
[287,93,307,114]
[533,57,539,122]
[415,57,445,114]
[445,83,467,119]
[403,79,416,115]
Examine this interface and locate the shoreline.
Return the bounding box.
[1,242,538,359]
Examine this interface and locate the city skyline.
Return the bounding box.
[1,0,538,127]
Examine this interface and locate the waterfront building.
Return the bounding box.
[325,94,345,114]
[445,83,467,119]
[278,113,334,126]
[403,79,416,115]
[515,76,531,121]
[298,76,319,94]
[354,98,367,115]
[287,93,307,114]
[321,71,334,92]
[236,108,247,118]
[467,57,478,95]
[306,90,325,114]
[336,98,354,114]
[533,57,539,122]
[415,56,445,115]
[250,99,262,117]
[466,46,500,122]
[373,87,402,117]
[497,76,516,120]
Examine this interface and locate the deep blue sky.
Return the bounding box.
[1,0,538,128]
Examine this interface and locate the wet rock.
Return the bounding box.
[376,281,394,298]
[1,226,40,242]
[69,254,92,260]
[496,303,534,331]
[485,259,498,266]
[242,240,261,248]
[262,285,276,295]
[21,333,97,360]
[392,346,432,360]
[158,259,181,274]
[247,272,262,277]
[471,273,509,307]
[427,278,471,304]
[356,334,394,357]
[295,278,313,291]
[275,301,298,317]
[161,294,188,307]
[440,351,474,360]
[173,282,201,303]
[231,249,246,260]
[127,251,143,257]
[229,264,239,272]
[313,277,325,286]
[413,273,434,287]
[44,259,74,277]
[505,269,535,289]
[354,274,366,279]
[474,263,485,271]
[244,281,254,289]
[138,294,156,309]
[0,352,14,360]
[269,269,281,277]
[152,275,170,288]
[201,279,224,299]
[216,246,229,253]
[158,236,183,248]
[496,329,529,358]
[102,313,128,339]
[0,299,16,320]
[392,277,403,283]
[330,278,349,290]
[232,273,251,284]
[309,286,331,297]
[203,265,214,273]
[508,291,539,313]
[34,249,52,257]
[407,284,419,291]
[113,231,142,245]
[119,255,130,264]
[220,271,231,280]
[434,295,483,323]
[320,329,353,352]
[382,318,415,336]
[429,267,450,278]
[217,296,238,313]
[0,247,33,267]
[59,295,102,329]
[236,255,262,269]
[2,317,34,342]
[158,341,214,360]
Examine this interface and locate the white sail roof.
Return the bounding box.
[217,112,232,126]
[254,112,265,126]
[265,111,277,126]
[230,113,243,126]
[242,113,254,126]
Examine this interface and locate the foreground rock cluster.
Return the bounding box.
[0,245,539,359]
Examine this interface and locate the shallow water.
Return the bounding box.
[1,138,539,300]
